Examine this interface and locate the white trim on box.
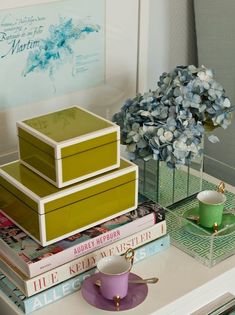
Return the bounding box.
[39,212,46,246]
[120,156,137,167]
[0,180,138,246]
[0,159,138,213]
[0,166,39,203]
[1,211,43,245]
[56,157,62,187]
[57,126,119,149]
[17,105,118,130]
[16,105,119,152]
[19,156,121,189]
[16,105,78,128]
[17,106,120,187]
[0,158,138,246]
[55,144,61,160]
[16,137,21,161]
[135,167,139,208]
[135,178,139,208]
[40,164,138,204]
[43,204,137,246]
[117,128,121,167]
[20,160,58,187]
[59,163,120,188]
[17,122,58,148]
[73,105,118,127]
[18,127,120,188]
[0,160,19,167]
[38,200,45,217]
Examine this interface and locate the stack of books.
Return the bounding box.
[0,106,169,314]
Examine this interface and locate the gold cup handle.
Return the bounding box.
[217,181,225,194]
[124,248,135,266]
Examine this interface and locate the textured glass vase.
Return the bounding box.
[135,156,203,207]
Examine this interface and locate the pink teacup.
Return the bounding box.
[96,248,134,300]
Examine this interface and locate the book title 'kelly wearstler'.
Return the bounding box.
[0,221,166,296]
[0,200,165,277]
[0,234,170,314]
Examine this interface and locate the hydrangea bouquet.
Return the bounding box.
[113,65,234,168]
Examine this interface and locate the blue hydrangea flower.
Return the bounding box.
[112,65,234,168]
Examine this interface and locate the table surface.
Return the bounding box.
[1,175,235,315]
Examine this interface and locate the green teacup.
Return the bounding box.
[197,190,226,228]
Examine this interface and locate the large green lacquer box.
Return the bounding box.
[17,106,120,188]
[0,159,138,246]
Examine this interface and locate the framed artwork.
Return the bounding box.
[0,0,105,108]
[0,0,139,162]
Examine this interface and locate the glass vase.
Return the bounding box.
[135,155,203,207]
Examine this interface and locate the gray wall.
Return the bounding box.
[195,0,235,185]
[145,0,234,185]
[146,0,197,91]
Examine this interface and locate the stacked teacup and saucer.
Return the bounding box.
[185,182,235,235]
[81,248,158,311]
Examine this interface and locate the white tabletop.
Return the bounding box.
[1,244,235,315]
[1,175,235,315]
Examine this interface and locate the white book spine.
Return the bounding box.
[0,221,166,296]
[0,234,170,314]
[0,210,159,278]
[28,211,156,277]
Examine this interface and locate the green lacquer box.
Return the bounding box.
[0,158,138,246]
[17,106,120,188]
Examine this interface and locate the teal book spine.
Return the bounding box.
[0,234,170,314]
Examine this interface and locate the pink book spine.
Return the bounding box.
[28,212,156,277]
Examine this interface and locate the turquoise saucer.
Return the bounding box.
[182,208,235,236]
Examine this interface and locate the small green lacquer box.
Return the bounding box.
[17,106,120,188]
[0,158,138,246]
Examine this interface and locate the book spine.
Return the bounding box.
[0,276,24,312]
[0,234,170,314]
[0,237,28,276]
[0,221,166,296]
[29,211,157,277]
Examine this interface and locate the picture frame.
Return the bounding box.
[0,0,139,164]
[0,0,106,108]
